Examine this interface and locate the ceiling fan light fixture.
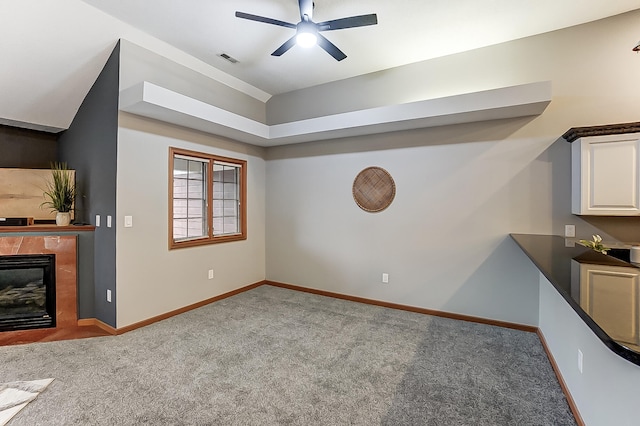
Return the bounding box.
[296,31,317,48]
[296,21,318,48]
[235,2,377,61]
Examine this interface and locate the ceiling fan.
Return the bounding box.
[235,0,378,61]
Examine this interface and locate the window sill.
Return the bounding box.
[169,234,246,250]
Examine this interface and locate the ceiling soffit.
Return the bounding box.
[119,81,552,147]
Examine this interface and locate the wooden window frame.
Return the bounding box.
[169,147,247,249]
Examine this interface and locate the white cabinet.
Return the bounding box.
[571,133,640,215]
[579,263,640,351]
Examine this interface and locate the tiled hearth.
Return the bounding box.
[0,236,78,344]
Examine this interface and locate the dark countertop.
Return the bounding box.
[511,233,640,366]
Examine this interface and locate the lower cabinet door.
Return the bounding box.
[580,263,640,350]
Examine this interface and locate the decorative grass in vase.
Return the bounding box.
[41,162,76,226]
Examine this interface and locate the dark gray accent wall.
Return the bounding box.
[58,41,120,327]
[0,124,57,168]
[75,231,95,318]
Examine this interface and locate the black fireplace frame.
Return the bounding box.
[0,254,56,331]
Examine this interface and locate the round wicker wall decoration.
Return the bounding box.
[352,166,396,213]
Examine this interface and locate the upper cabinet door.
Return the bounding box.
[572,133,640,215]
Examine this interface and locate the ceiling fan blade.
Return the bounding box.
[235,11,296,29]
[299,0,313,21]
[317,34,347,61]
[317,14,378,31]
[271,36,297,56]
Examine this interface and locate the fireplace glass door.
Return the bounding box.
[0,254,56,331]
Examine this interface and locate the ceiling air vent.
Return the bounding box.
[218,53,239,64]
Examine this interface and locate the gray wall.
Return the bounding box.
[114,114,267,328]
[266,122,546,325]
[58,41,120,327]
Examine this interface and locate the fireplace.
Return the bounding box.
[0,254,56,331]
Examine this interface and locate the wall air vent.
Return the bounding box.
[219,53,239,64]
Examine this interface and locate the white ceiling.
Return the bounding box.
[82,0,640,95]
[2,1,640,132]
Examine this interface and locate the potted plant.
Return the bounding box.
[578,234,609,255]
[41,162,76,226]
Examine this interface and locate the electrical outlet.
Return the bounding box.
[208,269,214,280]
[578,349,583,373]
[565,225,576,238]
[382,273,389,283]
[106,289,112,303]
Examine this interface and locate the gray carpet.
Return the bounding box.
[0,285,575,425]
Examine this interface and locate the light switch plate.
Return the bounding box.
[107,215,112,228]
[124,216,133,228]
[565,225,576,238]
[95,215,100,227]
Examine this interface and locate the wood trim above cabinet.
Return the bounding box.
[563,122,640,142]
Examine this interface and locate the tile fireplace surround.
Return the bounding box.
[0,235,77,344]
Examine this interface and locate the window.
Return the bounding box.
[169,147,246,249]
